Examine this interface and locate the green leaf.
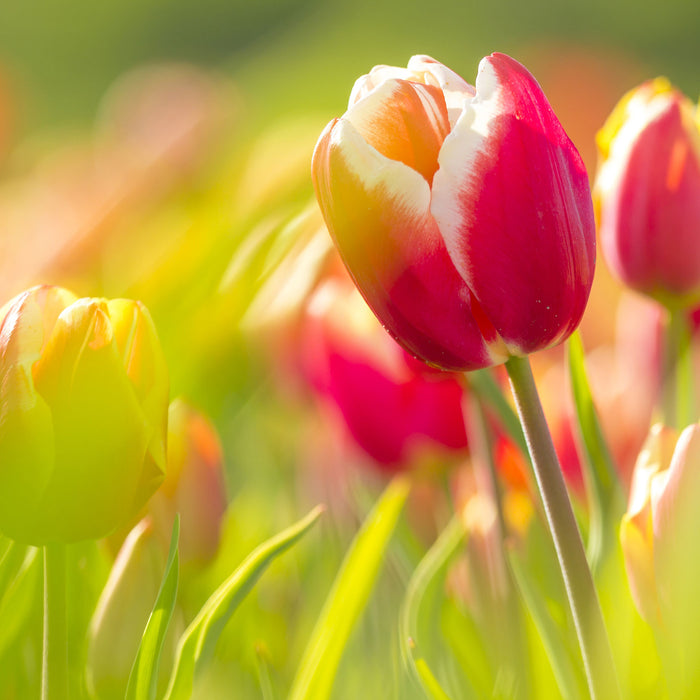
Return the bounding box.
[126,516,180,700]
[508,547,586,700]
[567,332,625,572]
[0,541,29,602]
[408,641,453,700]
[164,505,324,700]
[254,641,277,700]
[288,475,410,700]
[0,547,41,659]
[469,369,528,459]
[399,515,466,700]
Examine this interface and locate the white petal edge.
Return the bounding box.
[328,118,434,254]
[430,57,503,284]
[407,55,476,126]
[344,78,448,159]
[349,56,475,127]
[595,92,678,205]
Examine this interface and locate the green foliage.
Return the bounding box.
[289,476,410,700]
[164,506,323,700]
[399,516,466,700]
[127,517,181,700]
[568,332,625,573]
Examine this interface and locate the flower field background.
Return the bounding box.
[0,0,699,698]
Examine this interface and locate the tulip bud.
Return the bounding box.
[86,519,166,700]
[302,278,468,470]
[312,54,595,371]
[595,80,700,307]
[0,285,168,544]
[621,422,700,685]
[148,399,227,567]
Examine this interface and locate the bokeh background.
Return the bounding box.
[0,1,697,697]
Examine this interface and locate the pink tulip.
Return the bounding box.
[596,79,700,307]
[302,279,468,470]
[312,54,595,371]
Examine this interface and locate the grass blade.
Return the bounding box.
[567,333,625,571]
[288,475,410,700]
[399,515,466,700]
[164,505,323,700]
[126,516,180,700]
[508,547,585,700]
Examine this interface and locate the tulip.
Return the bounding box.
[621,422,700,690]
[149,398,228,566]
[87,519,168,700]
[302,278,468,470]
[312,53,595,371]
[595,79,700,308]
[0,285,168,544]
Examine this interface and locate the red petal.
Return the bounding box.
[433,53,595,354]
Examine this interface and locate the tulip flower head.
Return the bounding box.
[621,422,700,679]
[148,398,227,567]
[302,278,468,470]
[0,285,168,544]
[313,54,595,371]
[596,79,700,308]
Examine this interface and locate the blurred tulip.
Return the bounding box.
[302,278,468,471]
[313,53,595,371]
[621,423,700,688]
[0,285,168,544]
[86,519,166,700]
[148,399,228,567]
[595,79,700,308]
[98,62,231,186]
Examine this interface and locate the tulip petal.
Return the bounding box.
[597,91,700,304]
[108,299,169,508]
[313,116,503,371]
[0,286,78,373]
[406,55,476,125]
[32,300,154,541]
[620,511,658,624]
[345,78,450,185]
[432,53,595,354]
[651,425,700,637]
[0,363,55,542]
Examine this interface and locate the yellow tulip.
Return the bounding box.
[0,285,168,544]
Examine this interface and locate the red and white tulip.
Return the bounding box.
[313,54,595,371]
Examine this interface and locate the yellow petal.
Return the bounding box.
[596,77,673,161]
[0,362,55,543]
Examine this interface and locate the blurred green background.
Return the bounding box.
[0,0,698,134]
[0,2,696,698]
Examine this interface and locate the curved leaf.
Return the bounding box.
[164,505,323,700]
[399,515,465,700]
[126,516,180,700]
[288,475,410,700]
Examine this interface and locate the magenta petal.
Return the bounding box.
[600,99,700,303]
[433,53,595,354]
[324,348,467,468]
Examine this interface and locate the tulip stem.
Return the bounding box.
[42,543,68,700]
[665,310,695,429]
[505,355,619,700]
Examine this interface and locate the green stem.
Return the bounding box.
[665,309,695,429]
[505,355,619,700]
[42,543,68,700]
